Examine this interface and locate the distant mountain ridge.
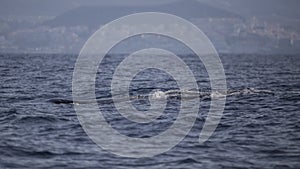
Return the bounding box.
[45,0,239,27]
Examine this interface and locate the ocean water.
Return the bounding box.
[0,53,299,168]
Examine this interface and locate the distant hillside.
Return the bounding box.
[45,0,239,27]
[218,0,300,19]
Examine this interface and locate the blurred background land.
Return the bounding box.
[0,0,300,54]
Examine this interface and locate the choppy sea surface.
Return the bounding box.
[0,53,299,169]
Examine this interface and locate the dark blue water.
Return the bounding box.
[0,53,299,168]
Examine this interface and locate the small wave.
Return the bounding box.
[13,114,65,125]
[279,91,300,101]
[0,108,19,122]
[177,157,199,164]
[1,144,83,157]
[49,99,74,104]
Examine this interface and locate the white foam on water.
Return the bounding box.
[150,90,167,100]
